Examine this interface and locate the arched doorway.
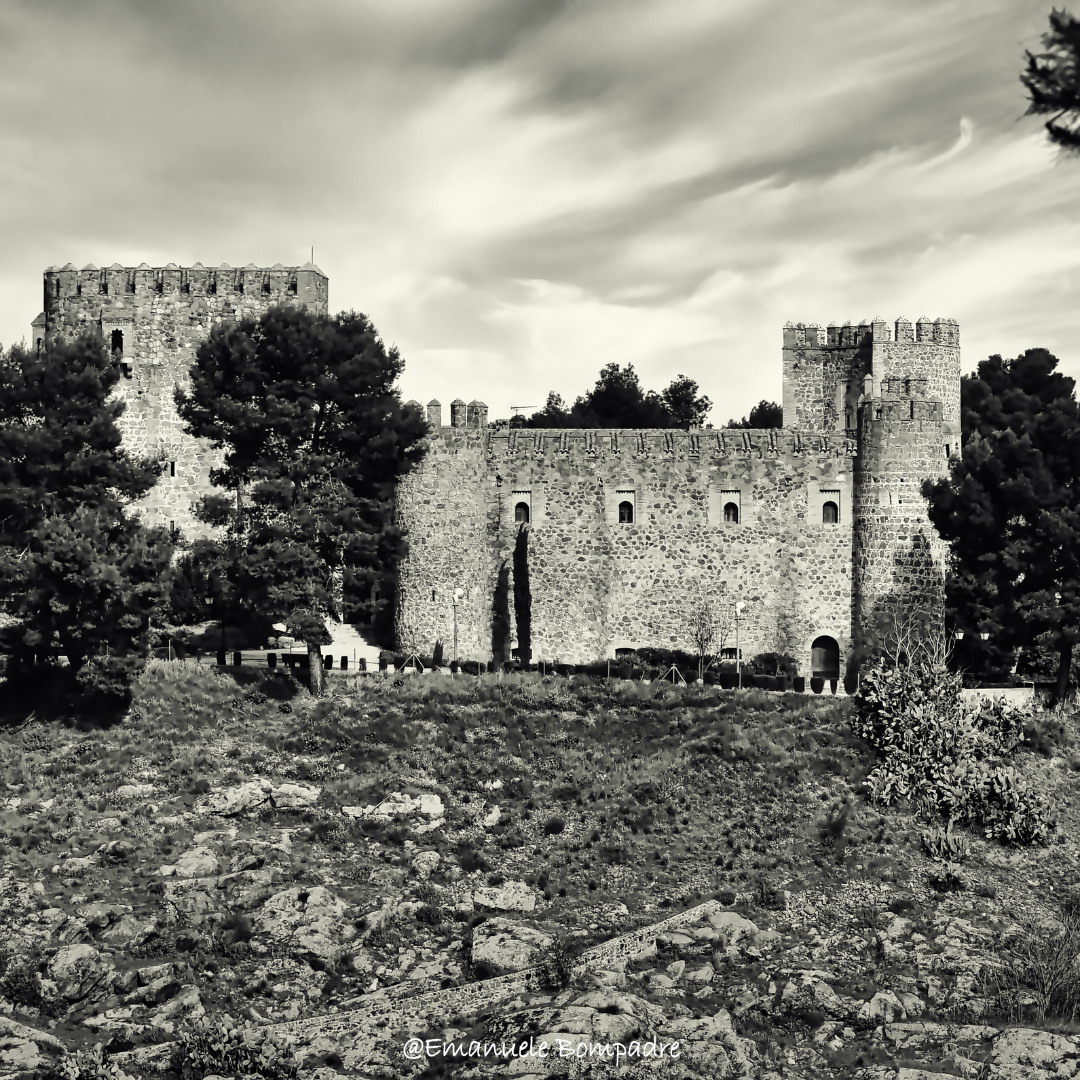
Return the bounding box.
[810,636,840,680]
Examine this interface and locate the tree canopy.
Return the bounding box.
[519,365,712,429]
[1022,8,1080,153]
[0,337,168,712]
[0,338,158,546]
[924,348,1080,702]
[727,400,783,429]
[175,305,428,694]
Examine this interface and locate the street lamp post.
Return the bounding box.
[452,587,465,665]
[735,601,746,689]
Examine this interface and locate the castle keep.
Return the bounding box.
[34,265,958,678]
[35,262,328,535]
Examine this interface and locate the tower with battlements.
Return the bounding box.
[35,262,328,535]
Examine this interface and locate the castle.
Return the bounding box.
[34,265,960,678]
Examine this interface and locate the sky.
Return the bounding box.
[0,0,1075,424]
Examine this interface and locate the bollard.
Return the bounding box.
[284,654,294,669]
[358,658,367,673]
[379,655,389,671]
[323,654,333,670]
[232,651,242,666]
[216,650,227,666]
[341,657,349,670]
[267,652,277,669]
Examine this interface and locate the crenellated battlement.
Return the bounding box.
[403,398,489,429]
[43,262,328,308]
[426,426,863,460]
[783,317,959,349]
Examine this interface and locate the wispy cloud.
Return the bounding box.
[0,0,1074,420]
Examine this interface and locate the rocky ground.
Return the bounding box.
[0,661,1078,1078]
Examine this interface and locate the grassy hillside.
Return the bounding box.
[0,663,1078,1078]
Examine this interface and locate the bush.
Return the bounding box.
[854,660,1054,846]
[749,652,799,678]
[537,932,575,991]
[34,1043,134,1080]
[169,1015,299,1079]
[543,816,565,836]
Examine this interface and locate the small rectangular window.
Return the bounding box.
[169,461,176,477]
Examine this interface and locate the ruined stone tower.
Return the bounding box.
[35,262,328,535]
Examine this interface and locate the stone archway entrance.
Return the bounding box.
[810,636,840,680]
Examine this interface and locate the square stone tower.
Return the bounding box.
[36,262,329,536]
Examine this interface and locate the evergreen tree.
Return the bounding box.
[727,400,783,428]
[661,374,713,428]
[524,367,711,428]
[175,305,428,695]
[0,338,158,545]
[1022,9,1080,153]
[924,349,1080,703]
[0,336,167,711]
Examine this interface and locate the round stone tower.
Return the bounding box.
[851,317,961,666]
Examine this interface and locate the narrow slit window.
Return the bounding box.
[169,461,176,478]
[110,329,123,357]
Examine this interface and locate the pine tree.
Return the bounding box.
[1022,8,1080,153]
[0,336,167,711]
[924,349,1080,703]
[175,305,428,695]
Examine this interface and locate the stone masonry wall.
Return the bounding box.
[394,432,497,662]
[853,411,951,648]
[41,263,328,537]
[396,428,858,673]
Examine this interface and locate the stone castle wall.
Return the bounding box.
[396,427,860,671]
[39,263,328,536]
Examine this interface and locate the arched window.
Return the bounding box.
[110,329,123,357]
[822,501,839,524]
[618,500,634,524]
[723,501,739,524]
[514,501,530,524]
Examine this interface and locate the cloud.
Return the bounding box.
[1,0,1078,421]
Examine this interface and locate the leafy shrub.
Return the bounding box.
[543,816,565,836]
[34,1043,134,1080]
[749,652,799,678]
[537,932,575,991]
[169,1015,299,1079]
[921,824,970,862]
[854,660,1054,846]
[455,840,490,873]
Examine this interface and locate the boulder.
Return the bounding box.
[158,846,220,878]
[46,944,114,1004]
[471,918,553,974]
[412,851,440,879]
[270,782,321,810]
[346,792,445,820]
[194,778,273,816]
[254,886,354,966]
[473,880,538,913]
